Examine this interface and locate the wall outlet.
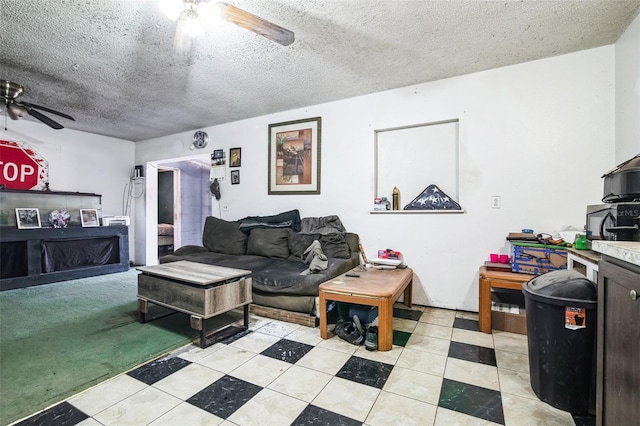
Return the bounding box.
[491,196,501,209]
[222,204,229,211]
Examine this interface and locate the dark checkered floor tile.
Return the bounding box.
[14,402,88,426]
[438,378,505,424]
[393,307,422,321]
[126,356,191,385]
[219,327,252,344]
[453,317,479,331]
[186,375,262,419]
[448,341,497,366]
[336,356,393,389]
[291,404,361,426]
[393,329,411,347]
[261,338,314,363]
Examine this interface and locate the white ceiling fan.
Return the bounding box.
[160,0,295,51]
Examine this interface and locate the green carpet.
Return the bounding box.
[0,269,240,425]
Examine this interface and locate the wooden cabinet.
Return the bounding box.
[596,257,640,425]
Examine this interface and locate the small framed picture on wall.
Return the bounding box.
[16,208,41,229]
[231,170,240,185]
[230,147,241,167]
[80,209,100,227]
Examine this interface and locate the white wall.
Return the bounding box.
[135,46,615,311]
[0,120,136,254]
[615,12,640,163]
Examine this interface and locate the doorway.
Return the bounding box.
[144,154,211,266]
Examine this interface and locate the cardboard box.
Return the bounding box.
[491,291,527,335]
[491,310,527,335]
[511,243,567,275]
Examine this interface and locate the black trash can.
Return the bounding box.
[522,270,597,414]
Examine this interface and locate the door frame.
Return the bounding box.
[144,153,209,266]
[158,166,182,250]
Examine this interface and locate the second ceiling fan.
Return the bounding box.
[162,0,295,49]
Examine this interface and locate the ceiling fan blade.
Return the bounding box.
[219,3,294,46]
[27,109,64,129]
[21,101,75,121]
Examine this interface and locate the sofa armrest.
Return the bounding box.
[345,233,360,262]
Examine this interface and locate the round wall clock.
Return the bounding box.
[192,130,209,149]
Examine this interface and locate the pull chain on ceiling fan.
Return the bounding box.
[161,0,295,52]
[1,80,75,130]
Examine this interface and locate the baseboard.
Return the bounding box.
[250,304,318,328]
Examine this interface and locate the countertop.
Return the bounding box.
[566,247,601,263]
[591,241,640,267]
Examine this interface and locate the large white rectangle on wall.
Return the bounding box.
[375,119,459,208]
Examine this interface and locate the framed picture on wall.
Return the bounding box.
[268,116,321,195]
[212,149,225,166]
[80,209,100,227]
[16,208,41,229]
[231,170,240,185]
[230,147,241,167]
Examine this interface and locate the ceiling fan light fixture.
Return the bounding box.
[7,103,28,120]
[160,0,184,20]
[1,80,24,100]
[197,1,219,21]
[183,11,205,38]
[163,1,294,48]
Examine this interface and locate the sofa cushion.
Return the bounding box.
[288,231,321,261]
[320,233,351,259]
[202,216,247,255]
[247,228,290,259]
[251,257,358,296]
[238,209,302,234]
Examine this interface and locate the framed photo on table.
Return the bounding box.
[268,116,321,195]
[80,209,100,227]
[15,208,41,229]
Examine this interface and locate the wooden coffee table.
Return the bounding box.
[318,267,413,351]
[137,261,252,348]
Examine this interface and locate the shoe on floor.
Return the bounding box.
[365,326,378,351]
[335,320,364,346]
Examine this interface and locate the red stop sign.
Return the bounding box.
[0,140,48,190]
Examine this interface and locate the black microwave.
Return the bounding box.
[586,203,640,241]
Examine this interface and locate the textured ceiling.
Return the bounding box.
[1,0,639,141]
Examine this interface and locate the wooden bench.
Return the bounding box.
[318,267,413,351]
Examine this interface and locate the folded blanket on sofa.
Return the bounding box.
[238,209,301,233]
[300,215,346,235]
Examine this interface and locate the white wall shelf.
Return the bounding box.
[369,210,465,214]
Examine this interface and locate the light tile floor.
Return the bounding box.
[14,305,594,426]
